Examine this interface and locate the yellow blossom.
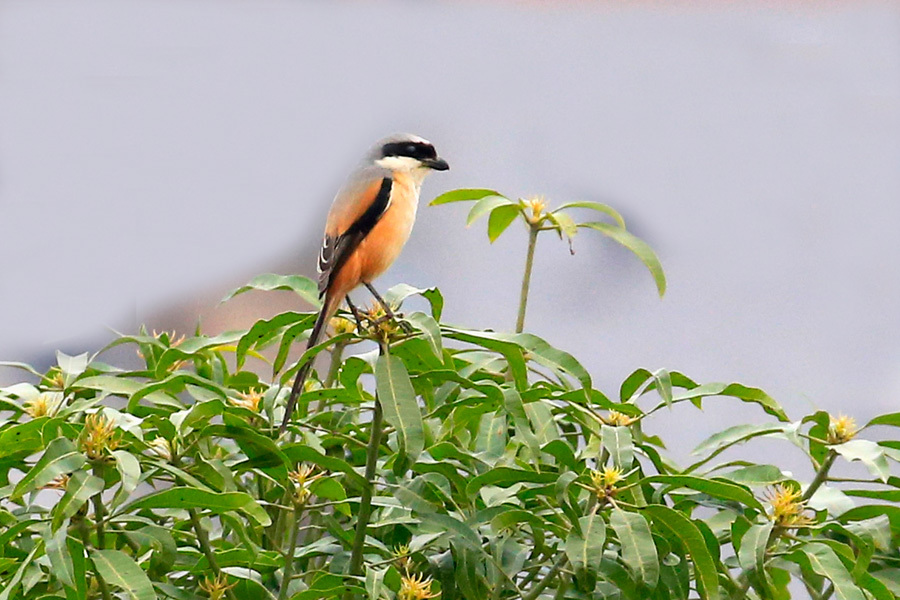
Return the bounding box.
[80,413,120,460]
[765,484,813,528]
[24,392,64,419]
[589,466,624,500]
[399,572,440,600]
[330,316,356,335]
[393,543,413,573]
[524,196,547,222]
[230,389,263,412]
[288,464,323,506]
[602,410,635,427]
[827,414,857,444]
[152,330,186,347]
[198,573,235,600]
[43,473,70,491]
[147,437,173,461]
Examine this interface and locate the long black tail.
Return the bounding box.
[279,300,332,433]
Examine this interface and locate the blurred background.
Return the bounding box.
[1,1,899,469]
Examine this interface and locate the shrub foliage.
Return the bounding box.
[1,190,898,600]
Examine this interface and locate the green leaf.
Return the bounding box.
[866,412,900,428]
[430,188,504,205]
[736,521,773,589]
[237,312,309,370]
[547,211,578,241]
[717,464,787,488]
[554,201,626,228]
[602,424,634,469]
[800,543,866,600]
[51,470,104,531]
[691,423,787,462]
[466,195,514,227]
[0,419,51,460]
[565,510,607,574]
[125,488,271,526]
[579,221,666,297]
[611,508,659,588]
[502,387,542,462]
[644,505,720,600]
[466,467,558,498]
[644,475,764,512]
[832,440,891,482]
[221,273,320,306]
[384,284,445,321]
[403,312,443,360]
[12,437,85,501]
[41,523,75,589]
[0,544,41,600]
[376,353,424,468]
[89,549,155,600]
[487,204,523,242]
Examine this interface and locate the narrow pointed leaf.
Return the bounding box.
[611,508,659,588]
[644,505,720,600]
[90,549,155,600]
[800,543,866,600]
[12,437,85,501]
[430,188,504,205]
[51,470,104,531]
[376,353,424,466]
[579,221,666,297]
[125,488,271,526]
[554,201,626,228]
[565,510,607,574]
[487,203,523,242]
[466,195,514,226]
[221,273,320,306]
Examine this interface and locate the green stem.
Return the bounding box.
[522,553,567,600]
[189,508,238,600]
[278,505,302,600]
[516,224,540,334]
[91,462,106,550]
[77,515,112,600]
[344,398,384,600]
[802,450,837,502]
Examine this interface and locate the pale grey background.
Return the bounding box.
[2,1,899,471]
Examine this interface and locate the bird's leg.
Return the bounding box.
[345,295,366,331]
[364,282,412,332]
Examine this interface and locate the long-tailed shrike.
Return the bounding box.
[280,133,449,431]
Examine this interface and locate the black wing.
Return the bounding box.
[317,177,393,297]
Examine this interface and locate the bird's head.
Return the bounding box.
[371,133,449,175]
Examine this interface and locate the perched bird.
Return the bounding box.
[280,134,449,432]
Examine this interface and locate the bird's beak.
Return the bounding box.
[424,157,449,171]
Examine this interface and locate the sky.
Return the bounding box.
[1,0,899,468]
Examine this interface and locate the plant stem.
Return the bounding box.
[188,508,238,600]
[344,398,384,600]
[91,462,106,550]
[278,505,302,600]
[522,553,567,600]
[802,450,837,502]
[76,514,112,600]
[516,224,540,334]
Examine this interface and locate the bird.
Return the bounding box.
[280,133,449,432]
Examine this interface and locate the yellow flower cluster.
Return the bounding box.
[826,414,857,444]
[765,484,812,528]
[198,573,235,600]
[230,389,264,412]
[24,392,64,419]
[602,410,635,427]
[288,464,323,506]
[330,316,356,335]
[399,572,440,600]
[524,196,547,222]
[80,413,120,460]
[590,466,624,500]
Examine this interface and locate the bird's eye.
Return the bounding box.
[406,145,418,156]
